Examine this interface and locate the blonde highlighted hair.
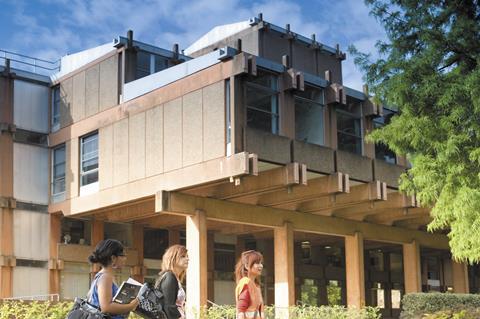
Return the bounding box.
[160,244,188,282]
[235,250,263,285]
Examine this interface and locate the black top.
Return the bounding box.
[155,271,181,319]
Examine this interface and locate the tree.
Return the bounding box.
[350,0,480,262]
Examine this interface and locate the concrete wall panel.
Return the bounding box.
[373,160,406,188]
[99,55,118,111]
[183,89,203,166]
[261,32,290,66]
[145,105,164,177]
[203,81,225,161]
[292,42,316,75]
[99,124,113,189]
[13,143,49,204]
[164,98,182,171]
[85,64,100,117]
[68,138,80,198]
[293,140,335,174]
[318,54,342,84]
[113,118,129,185]
[336,150,373,182]
[72,72,86,122]
[129,112,146,181]
[60,77,73,128]
[13,209,49,260]
[13,80,49,133]
[13,267,48,297]
[245,128,291,164]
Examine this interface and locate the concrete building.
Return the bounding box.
[0,16,478,318]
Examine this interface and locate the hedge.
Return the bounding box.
[0,301,380,319]
[401,293,480,319]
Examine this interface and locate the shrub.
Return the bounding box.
[401,293,480,319]
[201,305,380,319]
[0,302,380,319]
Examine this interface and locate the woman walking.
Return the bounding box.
[235,250,265,319]
[87,239,139,318]
[155,244,189,319]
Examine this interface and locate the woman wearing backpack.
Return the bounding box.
[234,250,265,319]
[87,239,139,318]
[155,244,189,319]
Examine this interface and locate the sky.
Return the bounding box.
[0,0,387,91]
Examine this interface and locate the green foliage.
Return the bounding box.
[0,301,72,319]
[327,284,343,305]
[400,293,480,319]
[0,301,380,319]
[350,0,480,262]
[199,305,380,319]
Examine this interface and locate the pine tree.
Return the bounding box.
[350,0,480,262]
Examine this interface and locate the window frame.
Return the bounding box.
[336,108,363,155]
[373,109,397,164]
[294,85,325,146]
[245,69,280,134]
[51,144,66,202]
[51,86,60,132]
[79,131,99,195]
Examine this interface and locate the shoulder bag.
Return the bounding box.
[66,274,111,319]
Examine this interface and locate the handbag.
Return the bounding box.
[66,297,111,319]
[134,282,168,319]
[67,273,111,319]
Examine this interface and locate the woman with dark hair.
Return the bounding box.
[155,244,189,319]
[234,250,264,319]
[87,239,139,318]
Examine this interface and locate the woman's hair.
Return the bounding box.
[161,244,188,282]
[235,250,263,285]
[88,239,125,267]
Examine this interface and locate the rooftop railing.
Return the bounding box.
[0,49,60,76]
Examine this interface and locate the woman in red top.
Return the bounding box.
[234,250,264,319]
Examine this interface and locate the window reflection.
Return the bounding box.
[295,86,324,145]
[245,70,279,134]
[373,108,397,164]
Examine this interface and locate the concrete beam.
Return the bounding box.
[156,191,449,249]
[260,172,348,209]
[297,180,387,215]
[335,192,417,220]
[185,162,305,201]
[364,207,429,225]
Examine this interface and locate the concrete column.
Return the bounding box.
[90,219,104,277]
[345,232,365,309]
[0,75,14,298]
[132,224,144,283]
[452,260,469,293]
[403,241,422,293]
[274,222,295,318]
[186,210,207,318]
[49,213,62,295]
[207,232,215,303]
[0,207,14,298]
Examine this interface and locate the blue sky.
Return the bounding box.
[0,0,386,91]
